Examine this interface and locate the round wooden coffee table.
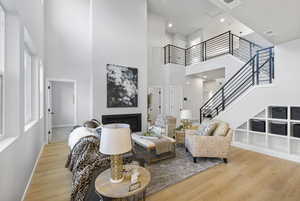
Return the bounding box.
[95,165,151,201]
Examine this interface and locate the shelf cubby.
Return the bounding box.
[268,106,288,120]
[268,120,288,136]
[237,122,247,130]
[291,107,300,121]
[249,119,266,133]
[234,105,300,162]
[290,122,300,138]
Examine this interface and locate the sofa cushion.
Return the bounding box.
[197,122,217,136]
[213,121,229,136]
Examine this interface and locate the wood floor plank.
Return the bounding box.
[24,143,300,201]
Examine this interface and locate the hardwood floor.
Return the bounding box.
[24,142,300,201]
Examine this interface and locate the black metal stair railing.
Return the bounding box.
[199,47,274,122]
[163,31,262,66]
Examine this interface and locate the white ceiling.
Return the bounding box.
[149,0,300,44]
[148,0,224,36]
[210,0,300,44]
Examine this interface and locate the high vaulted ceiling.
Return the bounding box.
[149,0,300,44]
[212,0,300,44]
[148,0,224,36]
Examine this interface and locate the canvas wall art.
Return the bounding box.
[107,64,138,107]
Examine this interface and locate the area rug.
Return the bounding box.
[145,146,222,195]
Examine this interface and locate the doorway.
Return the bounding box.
[47,79,77,143]
[148,87,163,125]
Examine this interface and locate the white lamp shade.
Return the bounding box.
[180,109,192,120]
[100,124,132,155]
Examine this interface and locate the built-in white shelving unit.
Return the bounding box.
[233,106,300,163]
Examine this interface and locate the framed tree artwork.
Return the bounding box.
[107,64,138,108]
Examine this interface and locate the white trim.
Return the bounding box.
[148,85,164,115]
[21,143,44,201]
[0,137,17,152]
[46,79,77,144]
[24,120,38,132]
[233,141,300,163]
[0,4,5,139]
[52,124,75,128]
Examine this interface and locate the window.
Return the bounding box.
[24,48,32,124]
[0,4,5,137]
[39,61,44,118]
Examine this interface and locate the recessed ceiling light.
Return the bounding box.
[264,30,276,36]
[168,23,173,28]
[220,18,225,23]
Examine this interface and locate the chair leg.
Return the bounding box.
[223,158,228,163]
[193,157,197,163]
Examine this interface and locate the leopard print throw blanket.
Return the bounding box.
[65,135,110,201]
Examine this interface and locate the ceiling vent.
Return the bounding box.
[218,0,241,9]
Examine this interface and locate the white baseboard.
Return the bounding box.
[232,142,300,163]
[52,124,74,128]
[21,143,45,201]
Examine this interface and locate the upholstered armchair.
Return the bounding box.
[185,125,233,163]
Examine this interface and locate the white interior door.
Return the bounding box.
[168,85,183,125]
[47,81,53,143]
[148,87,163,123]
[47,80,76,143]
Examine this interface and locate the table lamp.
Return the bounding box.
[180,109,192,129]
[100,124,132,183]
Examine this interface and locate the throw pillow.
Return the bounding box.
[213,121,229,136]
[197,122,218,136]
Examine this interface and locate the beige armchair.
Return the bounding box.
[185,123,233,163]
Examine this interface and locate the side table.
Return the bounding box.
[175,130,185,145]
[95,165,151,201]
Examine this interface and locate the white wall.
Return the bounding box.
[45,0,92,125]
[91,0,148,132]
[183,77,203,120]
[218,38,300,129]
[0,0,45,201]
[243,32,273,48]
[203,80,221,102]
[186,54,244,82]
[147,13,205,122]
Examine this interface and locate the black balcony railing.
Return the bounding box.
[199,47,274,122]
[163,31,262,66]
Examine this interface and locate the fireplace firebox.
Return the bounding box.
[102,113,142,132]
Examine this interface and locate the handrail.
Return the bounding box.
[231,33,262,49]
[200,47,274,122]
[186,31,231,50]
[164,31,263,66]
[200,55,256,110]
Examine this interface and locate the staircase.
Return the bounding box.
[163,31,274,123]
[200,47,274,122]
